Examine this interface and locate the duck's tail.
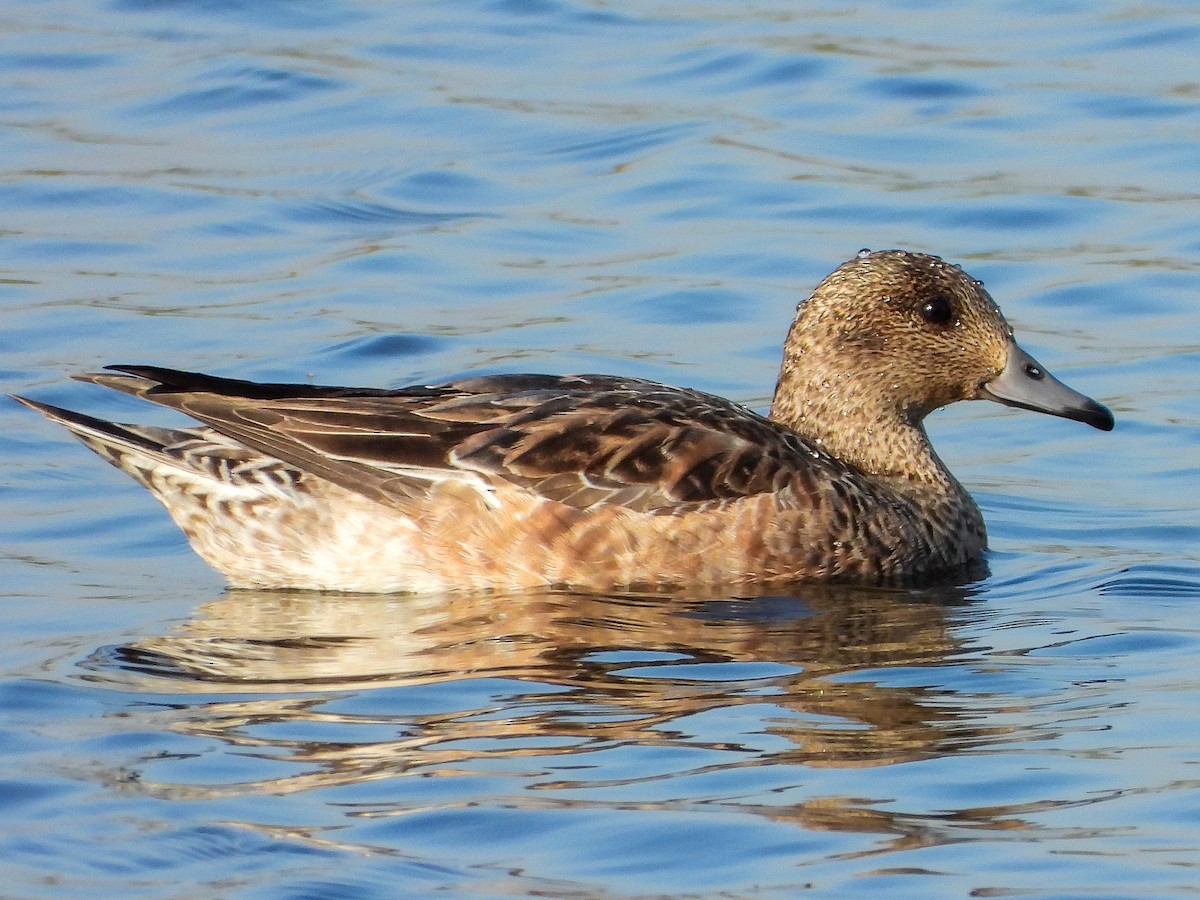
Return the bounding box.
[11,393,291,506]
[11,394,195,486]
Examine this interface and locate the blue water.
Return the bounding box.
[3,0,1199,896]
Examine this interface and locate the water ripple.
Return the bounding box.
[1097,564,1200,600]
[136,66,342,119]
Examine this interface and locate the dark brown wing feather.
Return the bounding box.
[82,366,849,513]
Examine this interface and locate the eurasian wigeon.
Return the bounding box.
[14,249,1113,592]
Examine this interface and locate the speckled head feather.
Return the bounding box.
[770,250,1017,473]
[12,249,1113,593]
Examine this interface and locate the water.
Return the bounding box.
[2,0,1198,896]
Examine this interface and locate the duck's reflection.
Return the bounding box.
[102,581,979,690]
[83,577,1030,846]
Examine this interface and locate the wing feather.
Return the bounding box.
[79,367,848,514]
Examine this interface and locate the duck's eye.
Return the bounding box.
[919,296,954,325]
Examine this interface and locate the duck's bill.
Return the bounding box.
[978,343,1114,431]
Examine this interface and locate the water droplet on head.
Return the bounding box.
[857,248,872,259]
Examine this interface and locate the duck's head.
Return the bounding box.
[771,249,1114,436]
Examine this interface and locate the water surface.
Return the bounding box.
[2,1,1199,896]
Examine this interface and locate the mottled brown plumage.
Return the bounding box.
[13,249,1113,592]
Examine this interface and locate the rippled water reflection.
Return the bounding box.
[3,0,1199,896]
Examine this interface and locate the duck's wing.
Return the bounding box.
[82,366,843,514]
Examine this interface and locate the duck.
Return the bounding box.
[14,249,1113,593]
